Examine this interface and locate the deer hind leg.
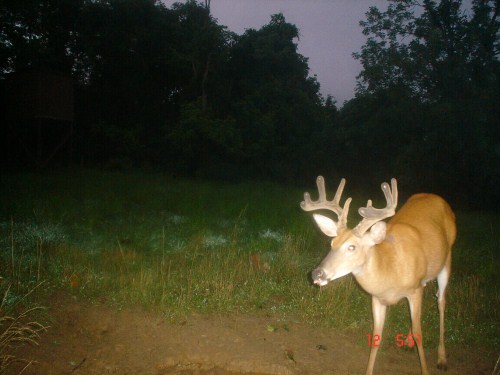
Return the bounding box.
[436,252,451,370]
[365,297,387,375]
[408,288,430,375]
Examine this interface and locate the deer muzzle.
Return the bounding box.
[311,268,329,286]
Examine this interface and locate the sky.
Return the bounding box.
[162,0,390,104]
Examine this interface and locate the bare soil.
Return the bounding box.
[9,291,497,375]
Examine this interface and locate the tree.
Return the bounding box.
[225,13,327,181]
[72,0,181,164]
[354,0,499,102]
[0,0,84,76]
[349,0,499,208]
[168,12,330,182]
[170,0,234,112]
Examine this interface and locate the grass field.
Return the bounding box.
[0,170,498,354]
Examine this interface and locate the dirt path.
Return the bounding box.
[9,292,497,375]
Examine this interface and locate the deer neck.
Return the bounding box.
[353,240,399,299]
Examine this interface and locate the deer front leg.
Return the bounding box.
[408,288,430,375]
[366,297,387,375]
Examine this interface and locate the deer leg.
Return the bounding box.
[366,297,387,375]
[436,253,451,370]
[408,288,430,375]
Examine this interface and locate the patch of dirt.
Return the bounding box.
[8,291,497,374]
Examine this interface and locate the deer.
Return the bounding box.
[301,176,456,375]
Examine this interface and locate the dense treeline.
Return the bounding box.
[0,0,498,208]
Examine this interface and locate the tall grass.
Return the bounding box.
[0,170,498,351]
[0,287,47,373]
[0,223,48,373]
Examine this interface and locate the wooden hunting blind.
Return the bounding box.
[4,69,74,168]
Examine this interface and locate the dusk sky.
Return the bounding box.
[162,0,391,104]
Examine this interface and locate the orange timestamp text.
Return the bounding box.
[367,333,422,347]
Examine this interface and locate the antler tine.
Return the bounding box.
[353,178,398,237]
[301,176,352,232]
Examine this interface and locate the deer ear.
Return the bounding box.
[313,214,339,237]
[368,222,387,244]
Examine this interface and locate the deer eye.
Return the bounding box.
[347,245,356,252]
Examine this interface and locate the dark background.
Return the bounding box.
[1,0,498,209]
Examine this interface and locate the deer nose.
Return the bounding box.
[311,268,325,283]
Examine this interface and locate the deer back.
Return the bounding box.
[387,193,456,280]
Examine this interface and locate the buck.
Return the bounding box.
[301,176,456,375]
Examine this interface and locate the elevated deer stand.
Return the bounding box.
[4,69,74,169]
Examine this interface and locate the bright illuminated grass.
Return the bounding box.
[0,170,498,351]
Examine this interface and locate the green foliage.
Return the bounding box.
[167,101,242,177]
[342,0,500,208]
[354,0,499,101]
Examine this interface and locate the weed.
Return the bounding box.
[0,286,47,374]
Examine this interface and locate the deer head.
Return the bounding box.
[301,176,398,286]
